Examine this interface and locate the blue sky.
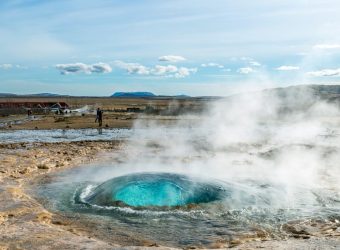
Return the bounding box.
[1,0,340,96]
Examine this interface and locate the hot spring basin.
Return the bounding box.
[84,173,226,207]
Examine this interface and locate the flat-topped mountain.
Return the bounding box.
[111,92,156,97]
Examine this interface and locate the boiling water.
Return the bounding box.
[34,163,340,247]
[83,173,230,207]
[31,111,340,247]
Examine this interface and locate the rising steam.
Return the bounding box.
[89,86,340,210]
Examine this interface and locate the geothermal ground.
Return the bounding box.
[1,93,340,249]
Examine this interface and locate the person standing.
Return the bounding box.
[98,109,103,127]
[95,108,100,123]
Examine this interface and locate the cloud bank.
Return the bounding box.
[241,57,261,67]
[114,60,196,78]
[238,67,255,74]
[201,63,224,68]
[307,68,340,77]
[276,65,300,71]
[114,61,150,75]
[152,65,178,75]
[0,64,13,69]
[158,55,186,63]
[313,44,340,50]
[56,62,112,74]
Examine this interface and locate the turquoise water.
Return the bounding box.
[84,173,227,207]
[34,171,340,247]
[114,181,184,206]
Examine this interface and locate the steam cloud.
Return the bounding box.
[87,86,340,210]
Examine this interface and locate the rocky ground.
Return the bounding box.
[0,140,339,249]
[0,141,125,249]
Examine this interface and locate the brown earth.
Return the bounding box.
[2,113,135,130]
[0,96,209,109]
[0,113,196,130]
[0,96,205,130]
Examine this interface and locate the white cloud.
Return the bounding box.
[158,55,186,63]
[201,62,224,68]
[56,62,112,74]
[306,68,340,77]
[276,65,300,71]
[313,44,340,50]
[0,64,13,69]
[91,63,112,73]
[15,64,28,69]
[240,57,261,67]
[0,64,28,70]
[152,65,178,75]
[114,60,196,78]
[249,61,261,67]
[238,67,255,74]
[174,67,197,78]
[114,61,150,75]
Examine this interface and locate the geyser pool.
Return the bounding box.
[33,168,340,248]
[83,173,226,207]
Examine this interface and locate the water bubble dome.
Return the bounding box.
[84,173,226,207]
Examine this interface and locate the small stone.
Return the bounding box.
[37,164,49,170]
[19,167,32,174]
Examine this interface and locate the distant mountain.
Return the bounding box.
[0,93,65,97]
[174,94,191,98]
[0,93,17,97]
[29,93,64,97]
[111,92,156,97]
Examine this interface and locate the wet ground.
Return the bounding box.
[0,128,131,143]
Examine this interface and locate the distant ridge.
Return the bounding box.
[0,93,17,97]
[29,93,66,97]
[111,92,156,97]
[110,92,194,98]
[0,93,67,97]
[3,85,339,99]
